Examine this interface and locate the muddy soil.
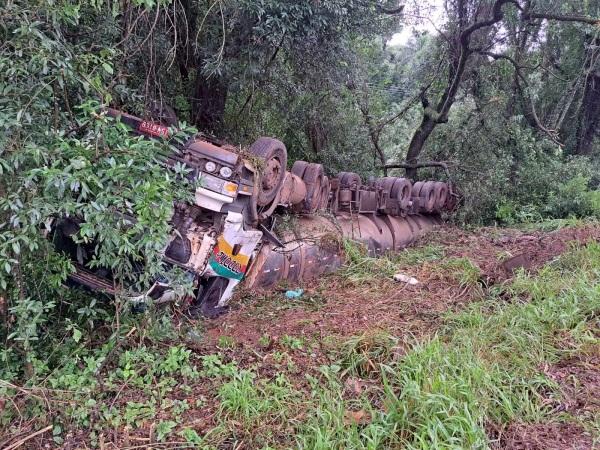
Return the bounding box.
[204,223,600,348]
[496,422,594,450]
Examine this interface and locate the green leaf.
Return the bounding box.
[102,62,114,75]
[155,421,176,442]
[72,328,83,343]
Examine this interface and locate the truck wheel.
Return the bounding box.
[291,160,309,178]
[302,163,325,213]
[189,277,229,319]
[249,137,288,207]
[376,177,397,212]
[377,177,397,196]
[420,181,437,213]
[411,181,424,197]
[319,176,331,210]
[433,182,448,211]
[340,172,362,189]
[392,177,412,210]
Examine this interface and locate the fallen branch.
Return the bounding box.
[5,425,52,450]
[382,161,452,179]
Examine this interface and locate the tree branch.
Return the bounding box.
[383,161,449,169]
[376,3,405,15]
[474,50,529,82]
[382,161,451,178]
[523,12,600,25]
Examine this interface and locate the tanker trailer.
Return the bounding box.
[50,109,457,317]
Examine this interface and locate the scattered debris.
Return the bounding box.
[285,289,304,299]
[502,254,533,274]
[393,273,419,285]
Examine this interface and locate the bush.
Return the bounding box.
[0,1,194,380]
[417,100,600,225]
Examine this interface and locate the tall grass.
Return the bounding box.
[294,242,600,449]
[340,239,445,284]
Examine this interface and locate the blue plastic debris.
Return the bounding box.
[285,289,304,299]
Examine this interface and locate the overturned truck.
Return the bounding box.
[52,110,458,317]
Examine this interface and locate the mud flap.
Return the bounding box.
[205,212,262,281]
[192,212,262,317]
[190,277,240,318]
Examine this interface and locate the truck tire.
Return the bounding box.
[377,177,397,194]
[392,177,412,210]
[433,182,448,211]
[420,181,437,213]
[291,160,309,178]
[249,137,288,207]
[319,176,331,210]
[302,163,325,213]
[410,181,425,212]
[376,177,398,213]
[339,172,361,189]
[189,277,229,319]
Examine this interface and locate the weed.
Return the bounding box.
[217,335,236,349]
[437,256,482,287]
[217,369,298,428]
[340,240,398,283]
[395,244,446,266]
[280,334,304,350]
[272,351,288,363]
[258,334,271,348]
[155,420,177,442]
[200,354,239,378]
[179,427,205,445]
[518,217,589,232]
[341,240,445,284]
[339,331,399,379]
[123,400,157,427]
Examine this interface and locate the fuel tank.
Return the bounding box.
[245,213,440,289]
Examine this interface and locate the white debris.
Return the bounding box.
[393,273,419,285]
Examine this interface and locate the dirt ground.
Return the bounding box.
[192,222,600,449]
[497,422,594,450]
[6,223,600,449]
[204,223,600,348]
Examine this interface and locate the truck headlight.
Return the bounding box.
[200,172,239,197]
[205,161,217,172]
[219,166,233,178]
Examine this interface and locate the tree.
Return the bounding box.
[389,0,600,176]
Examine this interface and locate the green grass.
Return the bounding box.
[516,216,591,232]
[291,242,600,449]
[437,256,482,287]
[340,239,445,284]
[3,240,599,449]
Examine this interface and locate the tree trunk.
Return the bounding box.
[575,70,600,155]
[575,35,600,156]
[401,0,515,178]
[405,116,437,178]
[191,73,228,133]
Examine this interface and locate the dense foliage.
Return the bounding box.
[1,0,600,438]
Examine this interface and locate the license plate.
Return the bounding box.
[139,120,170,138]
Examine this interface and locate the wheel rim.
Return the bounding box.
[258,156,283,205]
[262,157,282,192]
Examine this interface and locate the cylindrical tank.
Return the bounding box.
[367,214,395,255]
[245,214,344,289]
[337,212,386,256]
[383,215,415,250]
[244,244,287,288]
